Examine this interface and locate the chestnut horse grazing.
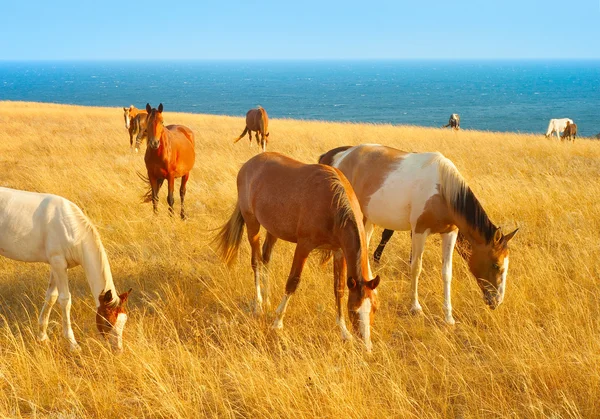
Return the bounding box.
[233,107,270,152]
[320,145,517,324]
[123,105,148,151]
[215,152,380,351]
[143,103,195,219]
[0,187,132,352]
[561,121,577,142]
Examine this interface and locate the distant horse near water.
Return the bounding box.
[141,103,195,219]
[442,114,460,130]
[561,121,577,142]
[215,152,380,352]
[0,187,132,352]
[123,105,148,152]
[545,118,573,140]
[234,107,270,152]
[319,144,518,324]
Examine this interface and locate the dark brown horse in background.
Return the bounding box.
[561,121,578,142]
[215,152,380,352]
[233,107,270,152]
[142,103,195,219]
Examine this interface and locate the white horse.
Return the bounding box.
[0,187,132,352]
[319,145,517,324]
[545,118,573,140]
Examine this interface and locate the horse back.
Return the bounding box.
[245,108,267,133]
[166,124,195,147]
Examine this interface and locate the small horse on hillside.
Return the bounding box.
[545,118,573,140]
[123,105,148,151]
[233,107,270,152]
[442,114,460,130]
[0,187,132,352]
[215,152,380,352]
[561,121,577,142]
[142,103,195,219]
[319,145,517,325]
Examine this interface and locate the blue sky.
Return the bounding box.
[2,0,599,60]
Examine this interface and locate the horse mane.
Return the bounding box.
[67,202,119,306]
[434,154,497,244]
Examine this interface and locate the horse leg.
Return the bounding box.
[38,270,58,342]
[129,128,134,150]
[248,130,253,147]
[272,242,311,329]
[260,133,266,153]
[149,176,161,214]
[374,229,394,263]
[333,249,353,341]
[179,173,190,220]
[261,232,278,308]
[441,230,458,325]
[167,175,175,217]
[50,256,79,351]
[409,230,428,315]
[246,217,264,314]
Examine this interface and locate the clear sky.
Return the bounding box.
[2,0,599,60]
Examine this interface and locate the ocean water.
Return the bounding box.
[1,60,598,137]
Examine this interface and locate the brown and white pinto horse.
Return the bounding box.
[215,152,380,351]
[319,145,517,324]
[123,105,148,151]
[142,103,195,219]
[233,107,270,152]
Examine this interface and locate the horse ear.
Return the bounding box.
[347,277,357,290]
[158,103,163,113]
[366,275,380,290]
[123,107,127,111]
[102,289,113,304]
[503,228,519,243]
[493,228,502,244]
[146,103,151,113]
[119,288,133,305]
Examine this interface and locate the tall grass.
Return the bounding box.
[0,101,599,418]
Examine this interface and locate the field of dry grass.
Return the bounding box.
[0,101,599,418]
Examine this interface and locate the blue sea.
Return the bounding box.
[1,60,598,137]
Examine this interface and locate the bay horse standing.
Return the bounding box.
[143,103,195,219]
[0,187,132,352]
[319,145,517,324]
[123,105,148,151]
[215,152,380,352]
[233,107,270,152]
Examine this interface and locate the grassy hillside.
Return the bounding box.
[0,101,599,418]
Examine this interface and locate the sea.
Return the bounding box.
[1,60,598,137]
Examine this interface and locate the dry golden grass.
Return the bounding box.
[0,101,599,418]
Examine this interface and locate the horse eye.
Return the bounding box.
[493,263,501,270]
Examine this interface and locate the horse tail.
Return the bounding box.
[214,203,246,266]
[137,171,153,203]
[234,126,249,143]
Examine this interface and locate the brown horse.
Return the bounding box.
[123,105,148,151]
[215,152,380,352]
[142,103,195,219]
[233,107,270,152]
[561,121,578,142]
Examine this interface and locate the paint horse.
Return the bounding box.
[442,114,460,130]
[545,118,573,140]
[123,105,148,152]
[0,187,132,352]
[215,152,380,351]
[233,107,270,152]
[142,103,195,219]
[561,121,577,142]
[319,145,518,324]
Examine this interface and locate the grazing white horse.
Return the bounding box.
[545,118,573,140]
[0,187,131,352]
[320,145,518,324]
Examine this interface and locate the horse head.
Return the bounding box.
[347,275,380,352]
[123,105,134,129]
[468,228,518,309]
[96,288,132,353]
[146,103,165,149]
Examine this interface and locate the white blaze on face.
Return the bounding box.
[125,114,131,129]
[110,312,127,351]
[358,297,372,352]
[497,257,509,305]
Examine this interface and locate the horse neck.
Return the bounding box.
[339,222,369,281]
[159,129,172,160]
[79,230,117,307]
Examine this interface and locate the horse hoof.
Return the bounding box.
[341,331,354,342]
[38,332,49,342]
[445,316,456,326]
[271,320,284,330]
[69,343,82,353]
[410,305,423,316]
